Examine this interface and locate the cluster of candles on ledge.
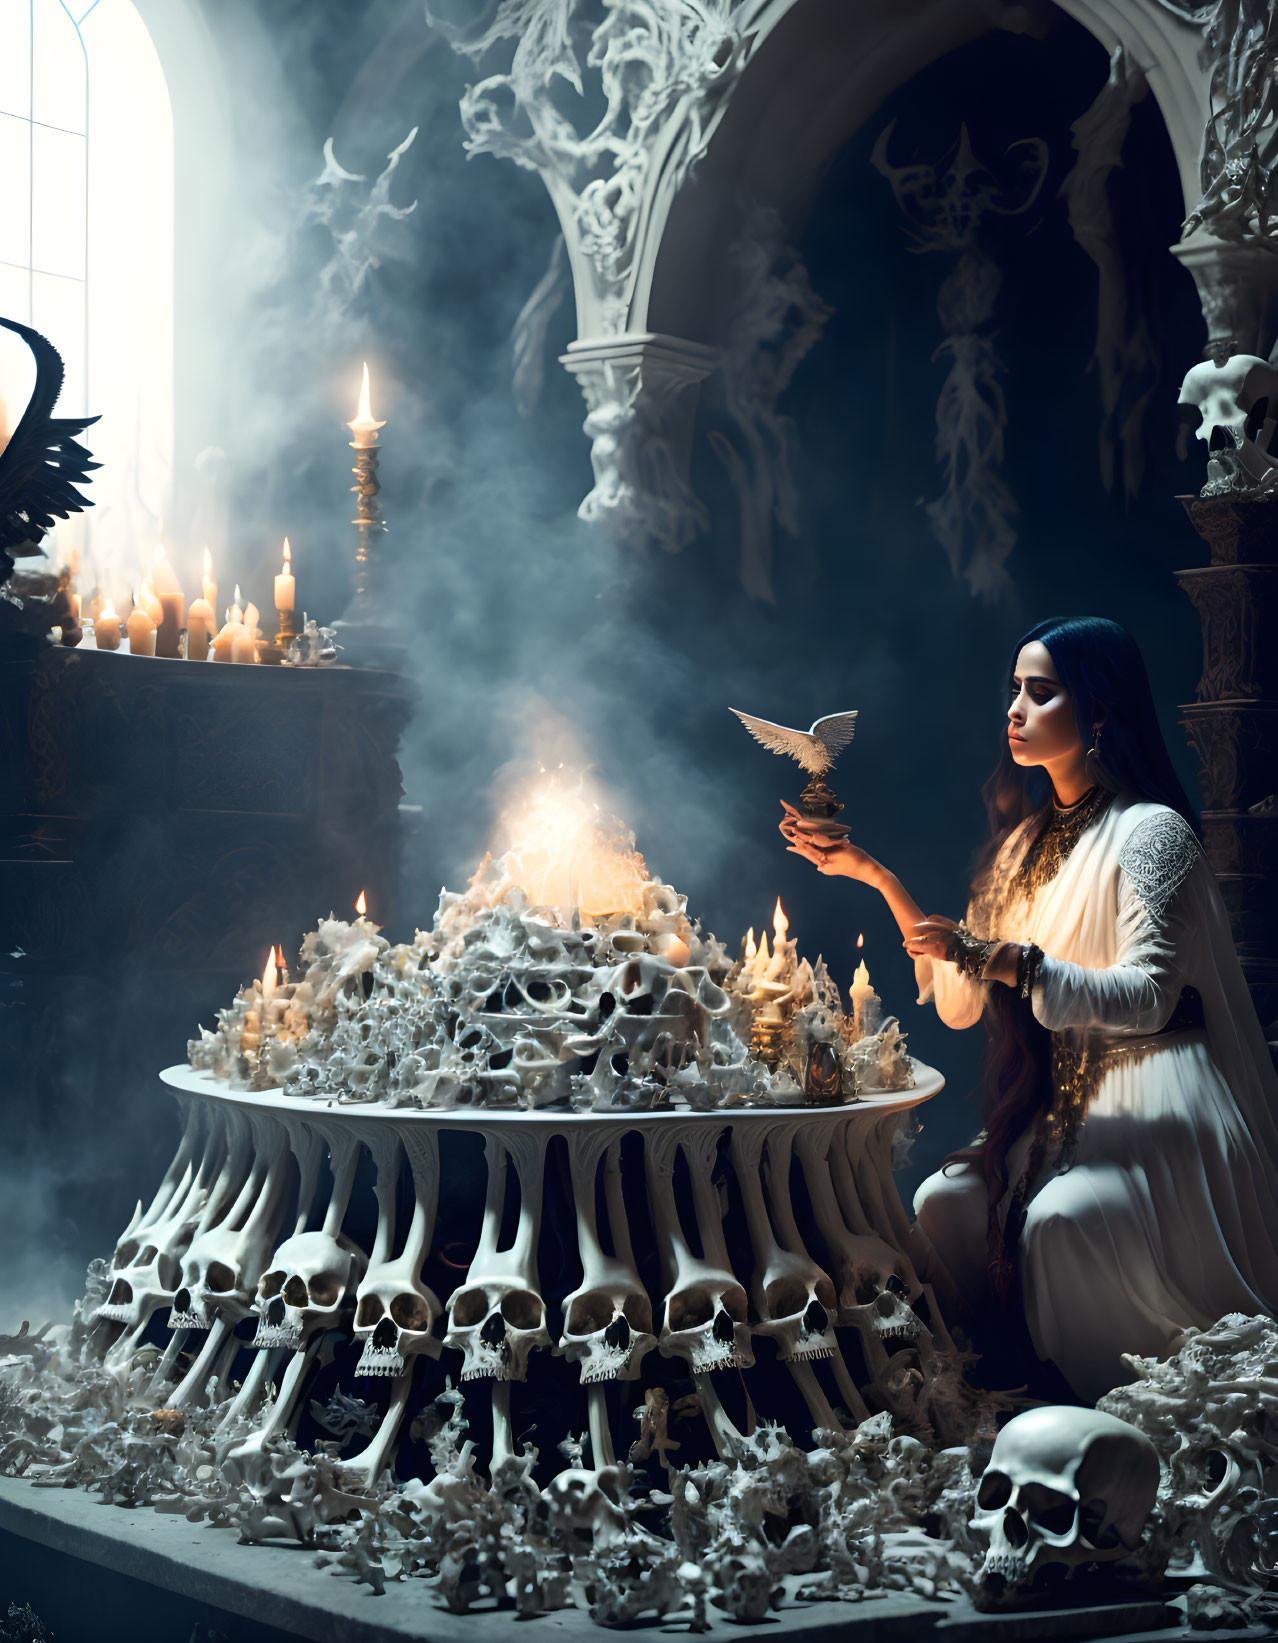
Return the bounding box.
[68,540,306,665]
[737,900,880,1064]
[51,363,387,665]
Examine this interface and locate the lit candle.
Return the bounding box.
[151,551,185,659]
[95,599,121,651]
[127,595,156,656]
[211,622,237,663]
[186,597,214,661]
[274,538,295,613]
[228,584,243,627]
[202,547,217,614]
[232,625,257,663]
[139,574,163,627]
[347,362,385,449]
[849,957,878,1040]
[242,600,261,640]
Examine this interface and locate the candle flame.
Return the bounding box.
[233,583,242,606]
[744,927,756,961]
[262,945,278,999]
[101,598,118,620]
[203,546,212,578]
[355,890,367,916]
[773,897,789,945]
[857,932,864,948]
[282,537,291,569]
[347,361,386,438]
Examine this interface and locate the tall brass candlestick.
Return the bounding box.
[346,361,385,623]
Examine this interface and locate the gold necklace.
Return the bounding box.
[1013,785,1112,902]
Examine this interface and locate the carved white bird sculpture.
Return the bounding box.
[729,708,858,777]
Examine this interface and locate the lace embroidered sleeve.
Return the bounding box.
[1118,810,1201,921]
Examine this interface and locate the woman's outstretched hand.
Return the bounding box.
[778,802,880,883]
[904,915,959,961]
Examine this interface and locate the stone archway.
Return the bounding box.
[432,0,1224,560]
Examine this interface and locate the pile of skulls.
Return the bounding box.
[0,1283,984,1625]
[189,849,912,1111]
[6,1269,1278,1625]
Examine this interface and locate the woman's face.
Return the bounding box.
[1006,642,1082,769]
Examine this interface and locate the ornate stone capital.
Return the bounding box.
[1172,229,1278,361]
[559,332,718,553]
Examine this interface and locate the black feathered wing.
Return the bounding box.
[0,315,100,556]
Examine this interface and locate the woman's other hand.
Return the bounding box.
[778,803,881,883]
[904,915,959,961]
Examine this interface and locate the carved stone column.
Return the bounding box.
[1176,499,1278,1038]
[1171,231,1278,363]
[559,333,717,553]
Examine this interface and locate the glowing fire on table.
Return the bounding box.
[189,769,913,1107]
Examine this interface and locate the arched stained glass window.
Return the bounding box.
[0,0,172,595]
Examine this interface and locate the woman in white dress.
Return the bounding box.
[780,616,1278,1403]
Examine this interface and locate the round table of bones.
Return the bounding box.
[93,1064,947,1494]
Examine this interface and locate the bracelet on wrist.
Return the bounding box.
[1016,942,1044,999]
[944,921,998,980]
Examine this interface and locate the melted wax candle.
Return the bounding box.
[127,601,156,656]
[186,598,214,661]
[152,552,185,658]
[95,601,122,651]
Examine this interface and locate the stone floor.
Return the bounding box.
[0,1476,1265,1643]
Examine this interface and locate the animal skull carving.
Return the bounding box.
[974,1406,1160,1609]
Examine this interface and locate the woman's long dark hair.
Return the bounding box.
[945,617,1199,1292]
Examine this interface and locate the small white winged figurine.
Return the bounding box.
[730,707,858,837]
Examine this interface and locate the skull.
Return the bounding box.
[835,1235,918,1322]
[974,1406,1160,1609]
[843,1272,924,1368]
[1179,354,1274,442]
[560,1280,657,1382]
[1179,354,1278,494]
[352,1257,442,1374]
[170,1222,272,1329]
[540,1466,628,1549]
[752,1270,838,1362]
[659,1272,754,1372]
[98,1193,203,1330]
[252,1230,364,1350]
[444,1278,551,1381]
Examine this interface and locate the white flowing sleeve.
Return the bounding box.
[914,950,985,1029]
[1031,810,1200,1034]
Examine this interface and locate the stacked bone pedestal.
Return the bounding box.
[51,808,963,1621]
[133,1069,943,1488]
